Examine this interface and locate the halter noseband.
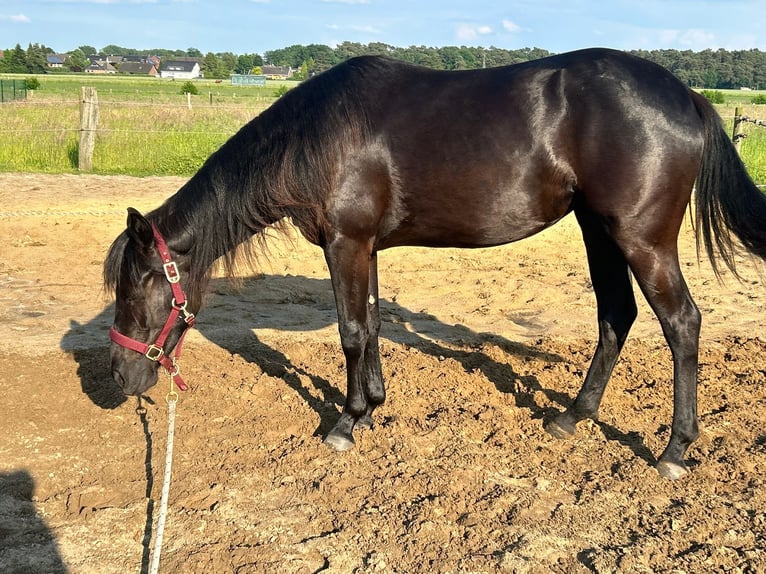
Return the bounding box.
[109,224,195,391]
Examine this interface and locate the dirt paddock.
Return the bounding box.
[1,173,765,573]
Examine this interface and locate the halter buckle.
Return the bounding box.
[172,298,196,325]
[163,261,180,283]
[145,344,164,361]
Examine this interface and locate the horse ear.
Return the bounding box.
[126,208,153,249]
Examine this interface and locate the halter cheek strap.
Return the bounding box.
[109,224,195,391]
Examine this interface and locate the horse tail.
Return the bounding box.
[691,90,766,278]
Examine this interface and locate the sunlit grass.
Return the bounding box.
[718,104,766,185]
[0,87,271,175]
[0,74,764,182]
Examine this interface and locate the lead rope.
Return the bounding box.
[148,377,179,574]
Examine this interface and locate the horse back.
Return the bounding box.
[322,50,705,249]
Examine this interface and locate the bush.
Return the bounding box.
[179,81,199,95]
[273,85,290,98]
[700,90,725,104]
[752,94,766,104]
[25,77,40,90]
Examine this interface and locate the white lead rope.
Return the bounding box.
[149,391,179,574]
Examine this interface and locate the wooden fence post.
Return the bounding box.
[79,87,98,171]
[732,106,745,155]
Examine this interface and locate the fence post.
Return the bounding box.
[733,106,745,155]
[79,87,99,171]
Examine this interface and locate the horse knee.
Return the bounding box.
[339,320,366,358]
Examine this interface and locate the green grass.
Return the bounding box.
[0,74,764,182]
[0,73,287,175]
[6,72,292,103]
[718,103,766,184]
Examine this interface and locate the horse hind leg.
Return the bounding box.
[354,251,386,431]
[623,244,701,479]
[546,206,638,439]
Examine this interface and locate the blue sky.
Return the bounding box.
[1,0,764,55]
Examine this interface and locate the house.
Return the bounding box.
[85,61,117,74]
[46,54,67,68]
[118,62,158,76]
[262,65,293,80]
[160,60,202,79]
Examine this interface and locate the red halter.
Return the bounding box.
[109,224,195,391]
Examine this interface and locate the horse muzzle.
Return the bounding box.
[110,345,160,396]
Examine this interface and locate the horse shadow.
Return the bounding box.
[0,470,67,573]
[61,274,656,465]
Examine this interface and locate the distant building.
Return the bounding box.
[46,54,67,68]
[118,62,158,76]
[160,60,202,79]
[85,61,117,74]
[262,65,293,80]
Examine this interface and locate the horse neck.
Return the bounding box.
[157,169,283,308]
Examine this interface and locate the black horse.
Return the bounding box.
[104,48,766,480]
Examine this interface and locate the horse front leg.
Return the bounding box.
[323,236,377,451]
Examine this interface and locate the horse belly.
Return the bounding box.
[379,181,574,250]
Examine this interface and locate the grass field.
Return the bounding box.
[0,74,765,182]
[0,74,288,175]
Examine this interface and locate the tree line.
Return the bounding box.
[2,41,766,89]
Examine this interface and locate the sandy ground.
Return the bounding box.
[1,173,765,573]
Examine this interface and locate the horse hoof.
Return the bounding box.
[656,460,689,480]
[324,432,355,452]
[354,414,374,431]
[545,419,575,440]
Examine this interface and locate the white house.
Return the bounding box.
[160,60,202,79]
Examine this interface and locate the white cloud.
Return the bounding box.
[321,0,369,4]
[456,24,493,41]
[502,19,521,33]
[677,29,716,47]
[327,23,381,34]
[635,27,717,49]
[0,13,31,22]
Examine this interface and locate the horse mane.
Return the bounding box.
[105,56,394,304]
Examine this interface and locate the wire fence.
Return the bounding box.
[0,91,764,180]
[0,93,271,174]
[0,79,27,103]
[733,110,766,147]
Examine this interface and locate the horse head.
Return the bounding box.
[105,208,197,396]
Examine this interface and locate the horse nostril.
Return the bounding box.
[112,369,126,389]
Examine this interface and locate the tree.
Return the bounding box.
[180,81,198,95]
[101,44,129,55]
[67,49,89,71]
[24,43,47,73]
[701,90,725,104]
[77,45,97,57]
[202,52,224,79]
[187,47,202,58]
[292,59,311,80]
[235,53,264,74]
[3,44,28,73]
[235,54,255,74]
